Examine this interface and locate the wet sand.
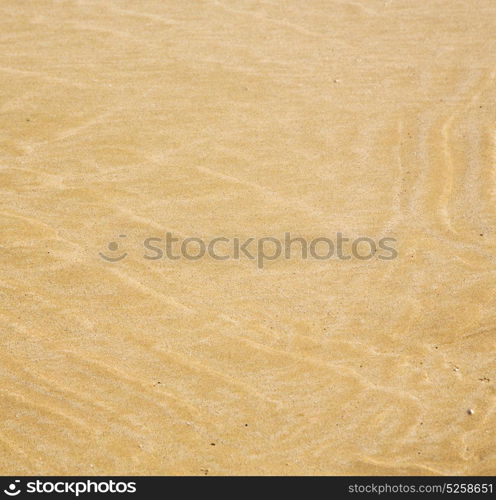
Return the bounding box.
[0,0,495,475]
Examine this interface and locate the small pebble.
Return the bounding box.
[467,409,474,415]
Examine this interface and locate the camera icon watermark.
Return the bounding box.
[98,234,128,262]
[3,480,21,497]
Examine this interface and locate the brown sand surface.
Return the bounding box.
[1,0,495,475]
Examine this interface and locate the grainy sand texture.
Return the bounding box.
[1,0,495,475]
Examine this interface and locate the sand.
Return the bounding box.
[0,0,495,475]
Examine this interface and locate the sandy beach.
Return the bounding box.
[0,0,495,475]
